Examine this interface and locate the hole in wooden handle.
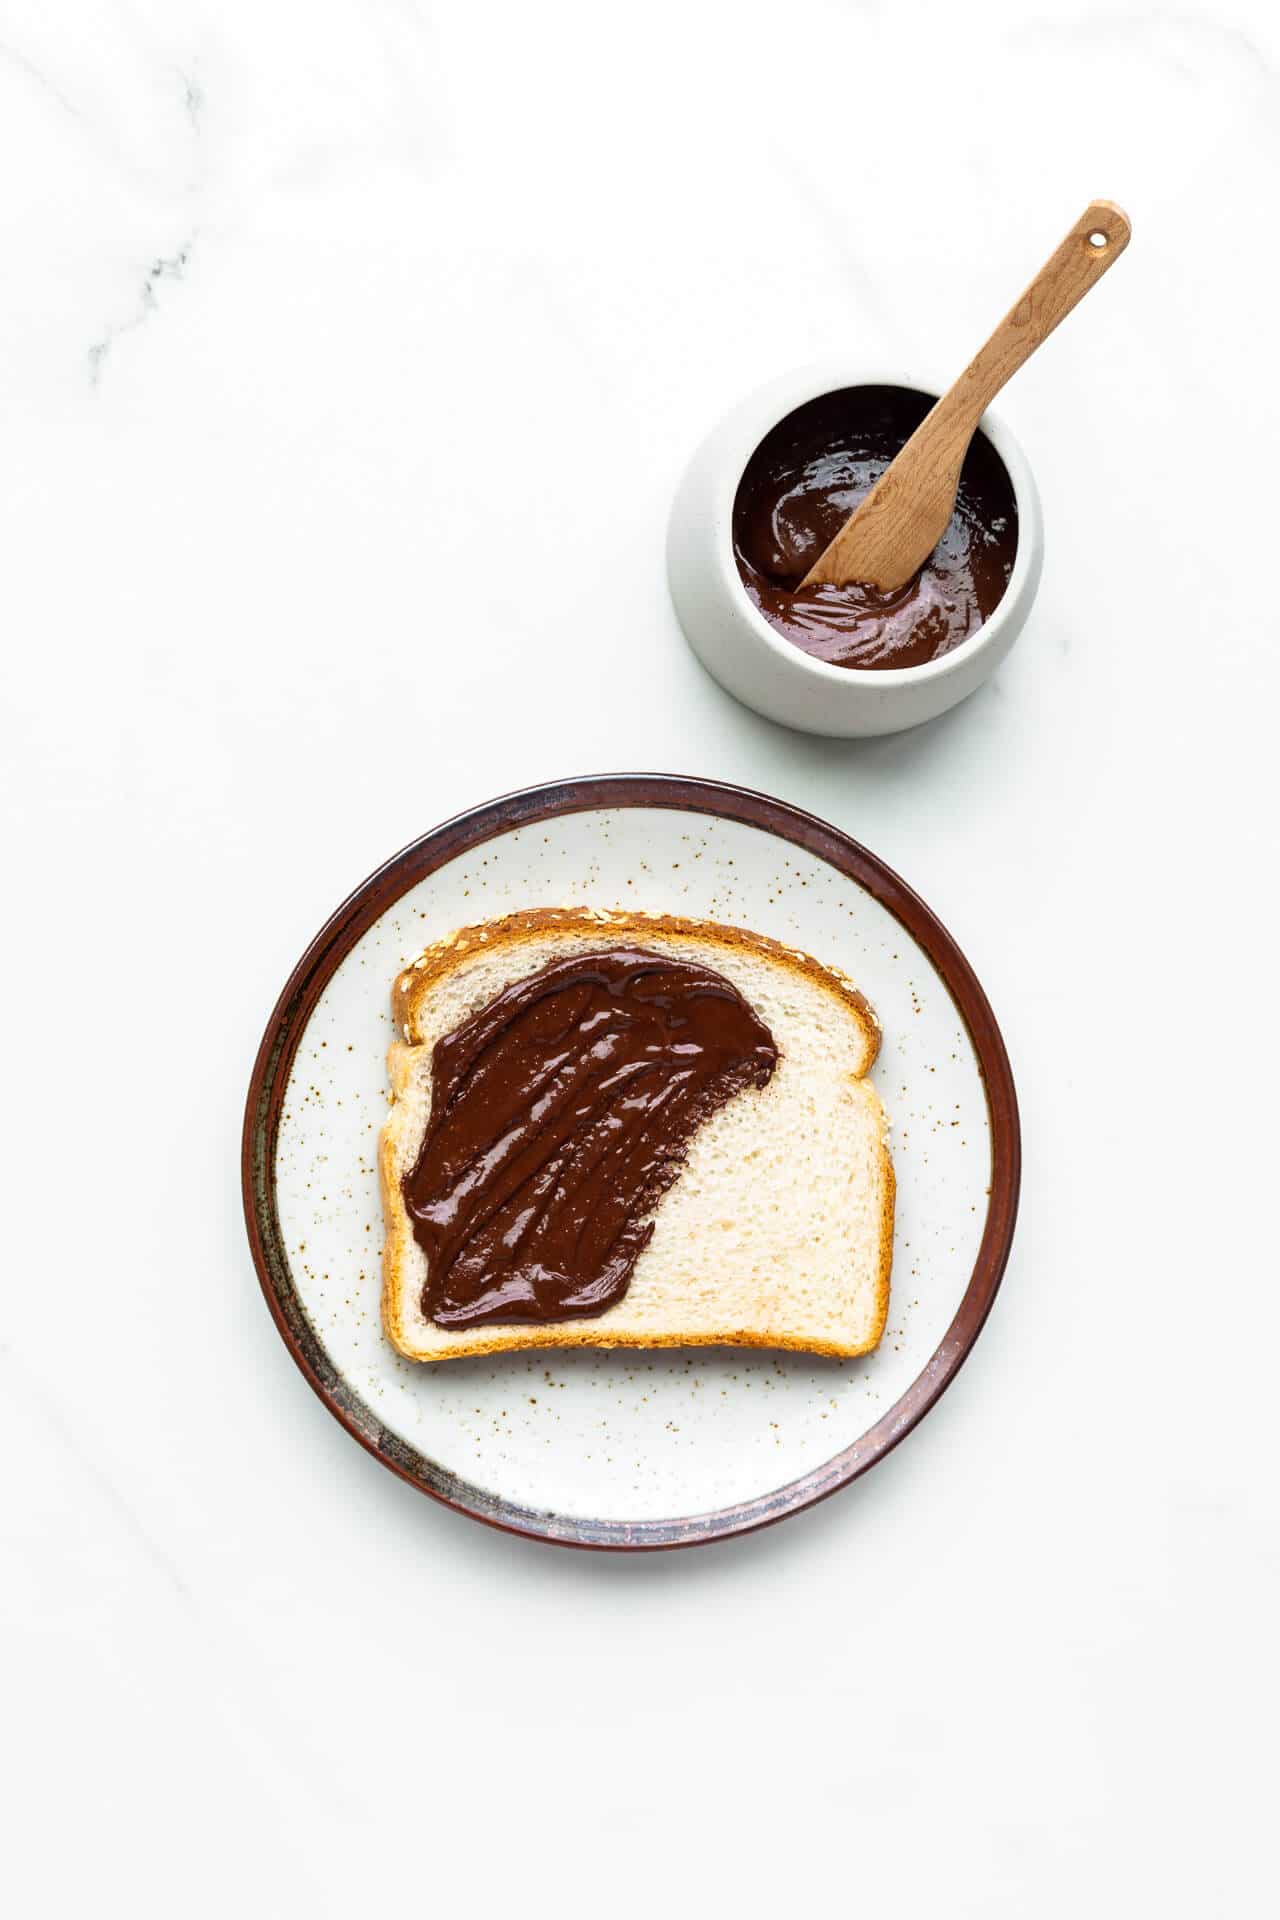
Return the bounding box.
[1087,229,1109,249]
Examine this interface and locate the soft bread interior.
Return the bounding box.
[380,912,893,1362]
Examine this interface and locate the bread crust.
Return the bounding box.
[380,908,893,1362]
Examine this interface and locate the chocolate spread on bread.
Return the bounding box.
[402,948,777,1328]
[732,385,1018,669]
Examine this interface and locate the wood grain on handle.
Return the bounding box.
[800,200,1132,592]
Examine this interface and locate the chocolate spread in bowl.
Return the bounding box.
[732,385,1018,669]
[403,949,777,1328]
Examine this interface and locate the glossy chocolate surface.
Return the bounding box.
[733,385,1018,669]
[403,948,777,1328]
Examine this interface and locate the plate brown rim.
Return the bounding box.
[242,773,1020,1550]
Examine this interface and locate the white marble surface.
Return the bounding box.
[3,1,1277,1912]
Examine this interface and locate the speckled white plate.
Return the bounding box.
[243,776,1019,1548]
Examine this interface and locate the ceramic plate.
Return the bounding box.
[243,776,1019,1548]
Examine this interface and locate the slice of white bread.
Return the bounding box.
[380,909,893,1362]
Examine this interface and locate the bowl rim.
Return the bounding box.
[713,362,1043,690]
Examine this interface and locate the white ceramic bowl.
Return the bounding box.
[667,361,1044,737]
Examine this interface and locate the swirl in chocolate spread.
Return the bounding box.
[733,385,1018,669]
[403,948,777,1329]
